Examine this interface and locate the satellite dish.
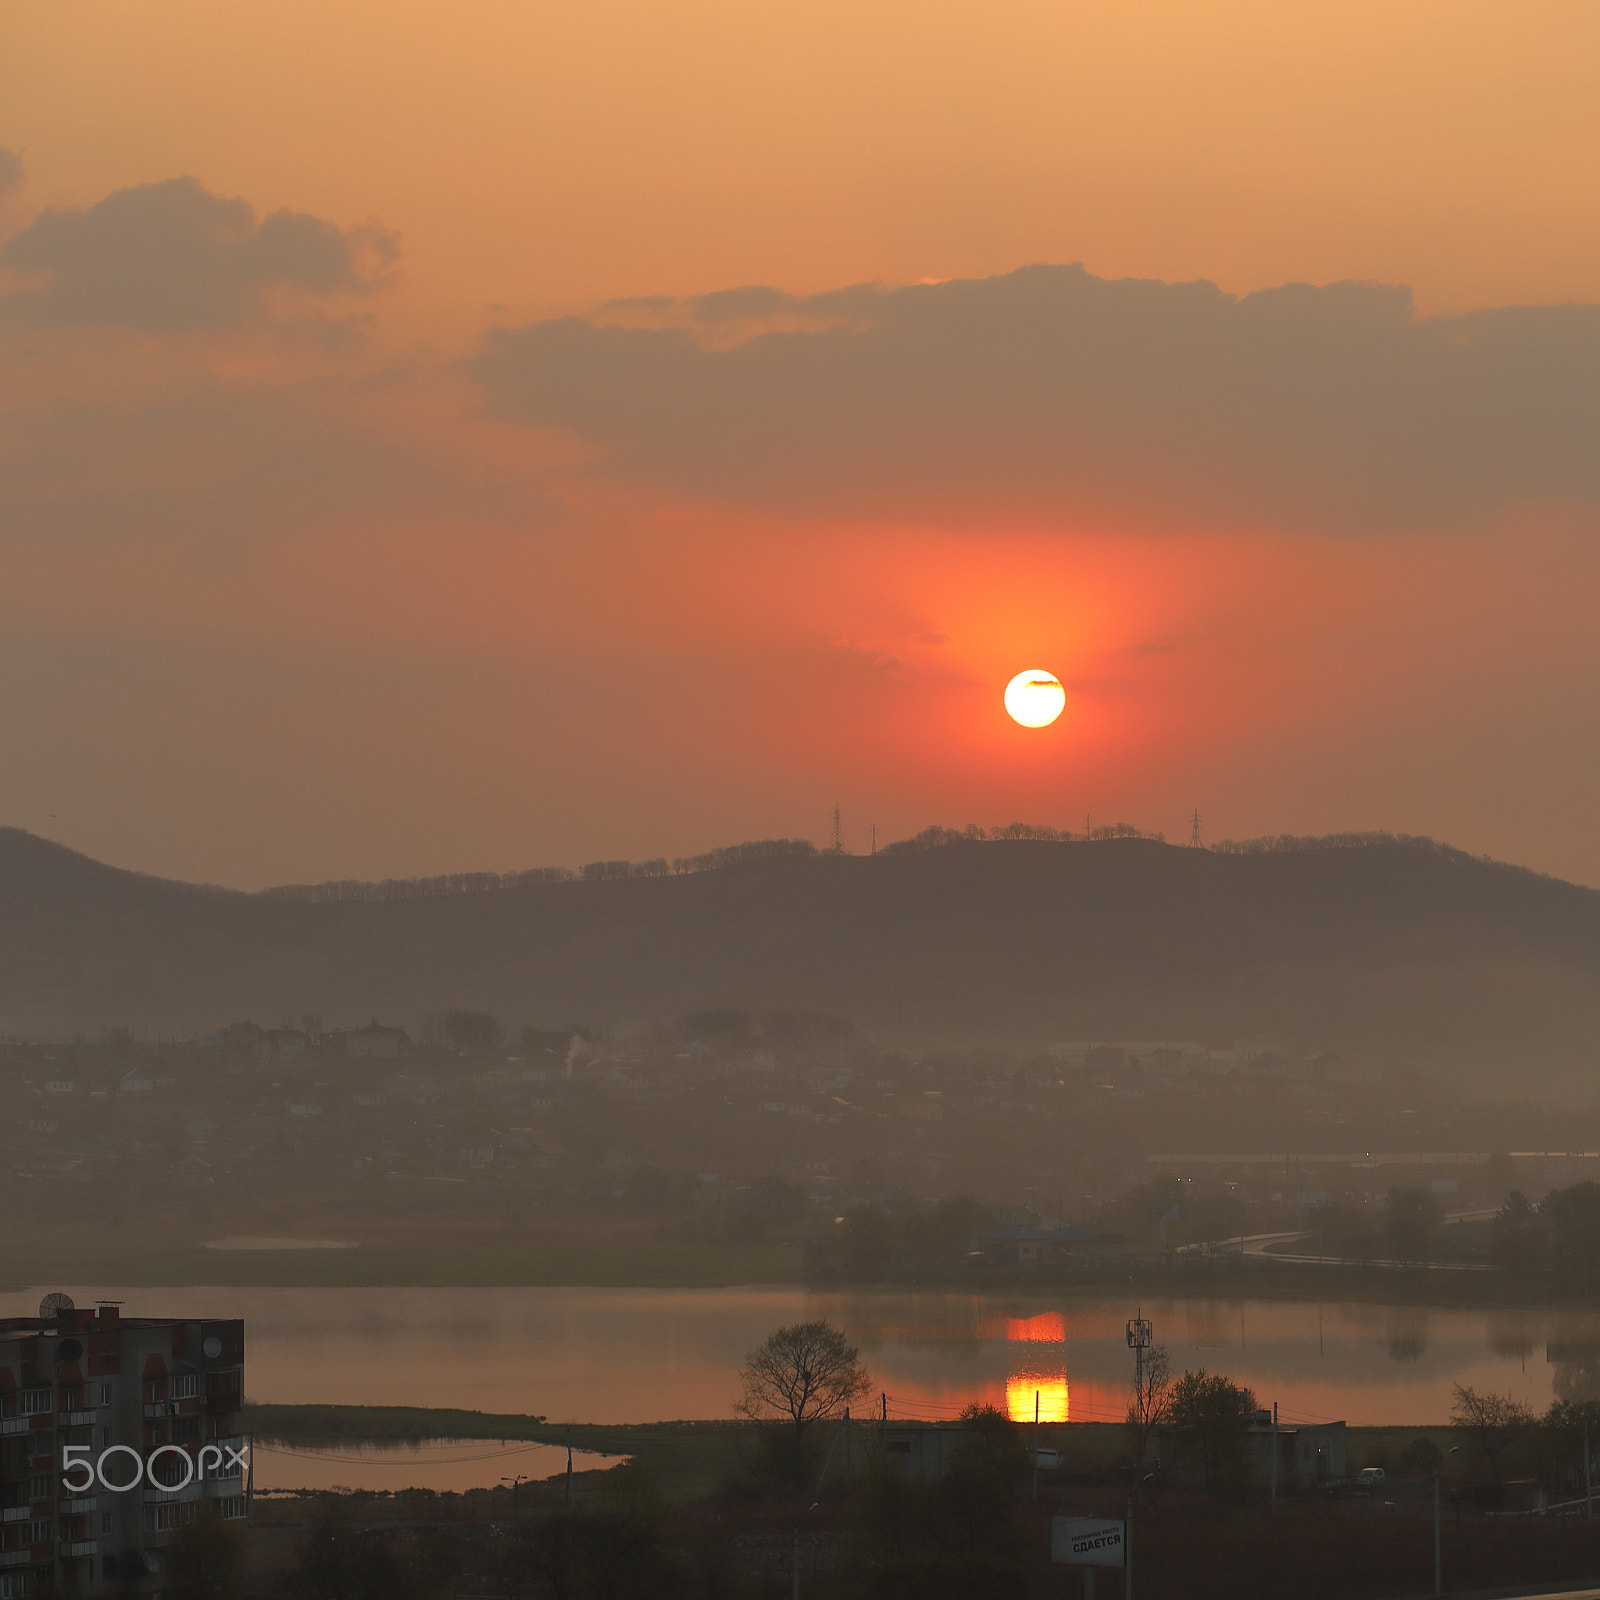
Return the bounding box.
[202,1336,223,1360]
[56,1338,83,1363]
[39,1293,74,1320]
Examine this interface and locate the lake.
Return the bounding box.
[5,1285,1591,1488]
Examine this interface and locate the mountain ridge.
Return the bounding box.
[2,826,1597,1089]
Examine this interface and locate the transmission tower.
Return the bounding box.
[1189,808,1204,848]
[831,803,844,854]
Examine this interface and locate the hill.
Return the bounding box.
[2,827,1599,1087]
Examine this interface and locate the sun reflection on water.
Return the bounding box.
[1003,1312,1066,1343]
[1006,1374,1069,1422]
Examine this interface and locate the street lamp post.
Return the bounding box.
[1433,1447,1459,1598]
[502,1475,533,1600]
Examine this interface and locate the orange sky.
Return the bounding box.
[3,1,1600,887]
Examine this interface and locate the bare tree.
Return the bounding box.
[736,1320,872,1442]
[1127,1344,1175,1463]
[1452,1384,1533,1486]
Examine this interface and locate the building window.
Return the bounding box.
[149,1453,190,1489]
[216,1496,248,1521]
[170,1375,199,1400]
[24,1476,50,1503]
[96,1384,112,1406]
[100,1513,112,1535]
[144,1503,197,1533]
[18,1519,51,1546]
[18,1389,51,1415]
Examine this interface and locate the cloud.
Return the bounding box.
[469,263,1600,536]
[1,176,398,331]
[0,389,556,560]
[0,149,20,197]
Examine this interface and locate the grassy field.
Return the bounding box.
[0,1220,800,1290]
[1,1210,1578,1305]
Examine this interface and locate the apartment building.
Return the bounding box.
[0,1299,246,1596]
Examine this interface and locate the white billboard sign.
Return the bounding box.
[1051,1516,1126,1567]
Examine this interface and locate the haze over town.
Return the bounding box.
[7,3,1600,1597]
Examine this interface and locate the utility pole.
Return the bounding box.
[792,1525,799,1600]
[1586,1419,1593,1522]
[869,823,877,856]
[1032,1389,1041,1500]
[844,1407,851,1484]
[565,1427,573,1509]
[1270,1402,1278,1508]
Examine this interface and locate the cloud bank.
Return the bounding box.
[472,263,1600,536]
[1,176,398,331]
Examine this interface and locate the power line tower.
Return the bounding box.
[869,823,877,856]
[1189,808,1204,848]
[831,803,844,855]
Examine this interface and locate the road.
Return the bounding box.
[1193,1209,1501,1270]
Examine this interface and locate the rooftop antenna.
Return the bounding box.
[1189,809,1204,848]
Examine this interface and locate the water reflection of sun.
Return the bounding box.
[1005,1312,1066,1343]
[1006,1374,1069,1422]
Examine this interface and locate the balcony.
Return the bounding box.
[0,1422,27,1437]
[60,1499,95,1516]
[0,1510,28,1524]
[58,1540,96,1558]
[57,1412,97,1428]
[142,1402,179,1420]
[143,1483,201,1504]
[0,1551,29,1568]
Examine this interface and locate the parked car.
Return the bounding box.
[1357,1467,1387,1485]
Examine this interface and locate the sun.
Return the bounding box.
[1004,669,1066,728]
